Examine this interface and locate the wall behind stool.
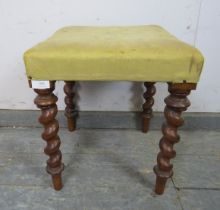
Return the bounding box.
[0,0,219,112]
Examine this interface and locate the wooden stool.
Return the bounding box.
[23,25,204,194]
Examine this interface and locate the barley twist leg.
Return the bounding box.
[64,81,77,131]
[142,82,156,133]
[154,83,196,195]
[34,81,64,190]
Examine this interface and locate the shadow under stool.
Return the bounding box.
[23,25,204,195]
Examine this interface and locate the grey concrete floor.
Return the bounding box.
[0,127,219,210]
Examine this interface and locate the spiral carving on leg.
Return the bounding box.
[154,83,194,195]
[34,81,64,190]
[142,82,156,133]
[64,81,76,131]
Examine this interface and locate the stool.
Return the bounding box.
[23,25,204,195]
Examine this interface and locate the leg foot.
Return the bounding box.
[34,81,64,190]
[154,83,196,195]
[154,166,171,195]
[142,82,156,133]
[64,81,77,131]
[52,174,63,191]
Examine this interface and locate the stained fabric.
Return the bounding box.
[24,25,204,82]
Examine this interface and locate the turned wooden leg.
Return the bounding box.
[64,81,76,131]
[154,83,196,195]
[34,81,64,190]
[142,82,156,133]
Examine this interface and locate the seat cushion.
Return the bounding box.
[24,25,204,83]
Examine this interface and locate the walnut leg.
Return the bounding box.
[64,81,76,131]
[34,81,64,190]
[142,82,156,133]
[154,83,196,195]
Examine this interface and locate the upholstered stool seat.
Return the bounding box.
[23,25,204,195]
[24,25,203,82]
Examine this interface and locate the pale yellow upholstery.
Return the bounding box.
[24,25,204,82]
